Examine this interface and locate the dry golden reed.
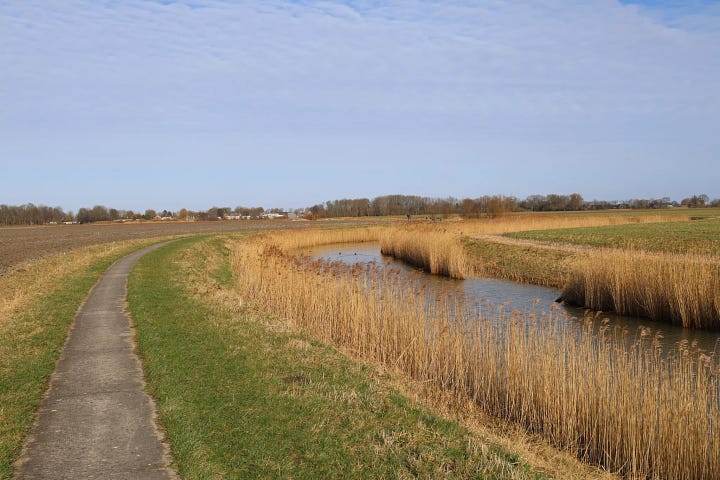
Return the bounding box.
[230,229,719,480]
[269,226,382,251]
[562,249,720,330]
[380,228,469,278]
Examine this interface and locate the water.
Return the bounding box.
[307,242,720,355]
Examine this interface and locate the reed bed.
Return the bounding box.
[269,225,382,251]
[380,228,469,278]
[230,231,719,480]
[562,249,720,330]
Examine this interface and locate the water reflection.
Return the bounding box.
[306,242,720,355]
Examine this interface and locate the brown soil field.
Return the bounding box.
[0,218,386,276]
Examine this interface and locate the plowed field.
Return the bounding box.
[0,219,381,276]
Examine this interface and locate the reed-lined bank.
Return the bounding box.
[376,214,719,330]
[230,230,720,480]
[561,249,720,330]
[377,213,688,280]
[129,237,555,479]
[380,229,469,278]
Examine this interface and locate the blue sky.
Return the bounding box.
[1,0,719,212]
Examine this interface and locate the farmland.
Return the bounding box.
[506,217,720,255]
[0,218,392,276]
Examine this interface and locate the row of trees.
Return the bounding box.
[305,195,524,219]
[2,194,719,225]
[307,193,703,219]
[309,195,521,219]
[0,204,69,226]
[0,204,180,225]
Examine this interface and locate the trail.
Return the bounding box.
[471,234,596,254]
[13,243,177,480]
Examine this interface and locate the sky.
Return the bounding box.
[1,0,719,212]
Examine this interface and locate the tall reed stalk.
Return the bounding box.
[380,228,469,278]
[230,231,720,479]
[562,249,720,330]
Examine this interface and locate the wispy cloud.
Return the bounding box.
[1,0,719,207]
[620,0,720,31]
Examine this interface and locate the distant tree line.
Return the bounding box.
[0,204,69,225]
[2,193,719,226]
[304,193,720,219]
[0,204,177,225]
[305,195,520,219]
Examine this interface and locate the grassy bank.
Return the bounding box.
[0,238,172,479]
[230,229,719,479]
[128,235,554,479]
[463,238,574,288]
[507,218,720,255]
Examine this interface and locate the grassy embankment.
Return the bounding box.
[483,217,720,291]
[128,235,555,479]
[507,217,720,255]
[0,238,174,480]
[231,228,719,480]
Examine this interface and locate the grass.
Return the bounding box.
[128,235,550,479]
[506,218,720,256]
[463,238,574,288]
[229,228,720,479]
[0,238,172,480]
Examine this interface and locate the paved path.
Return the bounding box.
[14,243,177,480]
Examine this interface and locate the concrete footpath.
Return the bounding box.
[14,243,177,480]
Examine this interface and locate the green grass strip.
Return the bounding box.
[0,241,164,480]
[129,236,547,479]
[507,218,720,255]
